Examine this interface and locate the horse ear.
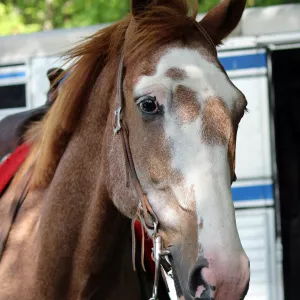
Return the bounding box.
[199,0,246,45]
[47,68,64,86]
[131,0,151,16]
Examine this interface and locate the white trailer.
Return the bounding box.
[1,4,300,299]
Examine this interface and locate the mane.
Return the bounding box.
[29,0,200,188]
[124,0,199,64]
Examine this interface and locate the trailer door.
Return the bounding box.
[268,44,300,300]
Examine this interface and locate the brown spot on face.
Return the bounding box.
[165,67,187,81]
[202,98,231,145]
[172,85,201,124]
[199,218,204,229]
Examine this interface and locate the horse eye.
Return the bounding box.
[138,96,159,115]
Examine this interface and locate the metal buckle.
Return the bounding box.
[113,107,122,135]
[138,203,158,232]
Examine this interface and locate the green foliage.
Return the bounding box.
[0,0,300,36]
[0,0,131,35]
[198,0,300,12]
[0,2,40,35]
[198,0,220,13]
[62,0,130,28]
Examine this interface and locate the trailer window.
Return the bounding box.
[0,63,27,109]
[0,84,26,109]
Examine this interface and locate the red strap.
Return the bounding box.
[134,220,155,277]
[0,143,30,195]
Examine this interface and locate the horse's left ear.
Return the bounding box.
[131,0,150,16]
[199,0,246,45]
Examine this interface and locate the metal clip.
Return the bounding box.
[113,107,122,135]
[150,235,171,300]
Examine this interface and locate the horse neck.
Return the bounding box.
[30,61,142,299]
[33,189,140,299]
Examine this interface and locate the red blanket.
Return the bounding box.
[0,143,155,276]
[0,143,30,194]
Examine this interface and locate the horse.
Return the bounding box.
[0,0,250,299]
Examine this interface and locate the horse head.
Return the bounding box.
[26,1,249,299]
[107,0,250,299]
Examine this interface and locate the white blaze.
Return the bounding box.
[134,47,243,253]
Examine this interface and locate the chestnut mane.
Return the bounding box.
[29,0,199,187]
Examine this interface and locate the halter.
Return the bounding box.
[113,21,216,300]
[113,54,173,300]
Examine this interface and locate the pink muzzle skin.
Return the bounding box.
[169,245,250,300]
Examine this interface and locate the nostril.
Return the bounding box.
[188,257,212,298]
[188,268,212,299]
[189,265,202,295]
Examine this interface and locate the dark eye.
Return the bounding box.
[138,96,160,115]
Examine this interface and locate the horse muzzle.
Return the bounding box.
[168,245,250,300]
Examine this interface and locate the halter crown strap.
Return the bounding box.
[193,20,217,55]
[113,54,125,135]
[113,54,158,228]
[113,53,172,300]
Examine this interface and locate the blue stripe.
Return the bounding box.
[219,53,267,71]
[231,184,273,202]
[0,72,26,79]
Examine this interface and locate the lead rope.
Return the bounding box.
[131,216,137,271]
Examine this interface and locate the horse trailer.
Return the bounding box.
[1,4,300,300]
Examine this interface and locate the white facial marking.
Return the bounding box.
[134,48,238,110]
[134,48,243,254]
